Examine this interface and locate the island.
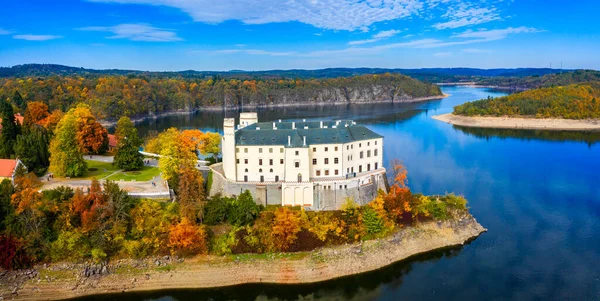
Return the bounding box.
[433,82,600,131]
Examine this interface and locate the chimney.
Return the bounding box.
[288,135,291,146]
[320,121,323,128]
[292,122,296,129]
[303,136,306,146]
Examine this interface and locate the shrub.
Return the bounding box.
[228,190,260,226]
[168,218,209,256]
[211,227,238,255]
[204,195,230,225]
[361,206,384,234]
[0,235,32,270]
[49,230,87,262]
[271,207,302,252]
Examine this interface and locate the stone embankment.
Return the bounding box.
[433,113,600,131]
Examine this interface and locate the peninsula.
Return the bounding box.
[434,82,600,131]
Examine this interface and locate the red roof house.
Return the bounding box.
[0,159,24,183]
[108,134,118,150]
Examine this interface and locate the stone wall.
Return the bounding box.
[209,163,388,210]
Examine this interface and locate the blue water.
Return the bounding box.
[95,86,600,300]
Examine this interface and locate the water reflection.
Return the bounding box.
[453,125,600,146]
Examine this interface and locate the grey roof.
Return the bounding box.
[235,120,382,147]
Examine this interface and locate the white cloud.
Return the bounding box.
[13,34,62,41]
[461,48,489,53]
[349,29,401,45]
[89,0,426,31]
[0,28,12,35]
[453,26,543,41]
[434,6,500,29]
[79,23,182,42]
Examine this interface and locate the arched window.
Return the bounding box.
[259,169,263,173]
[270,168,273,173]
[245,168,248,172]
[297,173,302,182]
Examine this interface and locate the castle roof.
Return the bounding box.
[235,120,382,147]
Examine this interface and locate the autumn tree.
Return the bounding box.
[177,166,205,223]
[271,207,302,251]
[23,101,49,128]
[72,104,108,155]
[0,99,21,158]
[384,160,412,222]
[168,218,208,256]
[113,116,143,171]
[40,110,64,133]
[49,113,87,177]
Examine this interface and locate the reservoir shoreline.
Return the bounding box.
[433,113,600,131]
[100,94,448,127]
[0,217,485,301]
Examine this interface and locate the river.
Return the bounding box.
[88,86,600,300]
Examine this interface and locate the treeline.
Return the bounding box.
[0,163,469,269]
[454,82,600,119]
[0,73,442,120]
[476,70,600,90]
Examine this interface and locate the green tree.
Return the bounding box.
[14,126,50,176]
[0,100,21,158]
[49,114,87,177]
[113,117,143,171]
[12,91,25,112]
[228,190,259,226]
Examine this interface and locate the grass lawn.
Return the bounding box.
[107,166,161,182]
[84,160,120,179]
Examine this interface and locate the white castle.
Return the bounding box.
[216,112,387,210]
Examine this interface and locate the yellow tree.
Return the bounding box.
[72,104,108,155]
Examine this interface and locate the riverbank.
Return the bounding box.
[100,94,448,127]
[433,113,600,131]
[0,216,485,301]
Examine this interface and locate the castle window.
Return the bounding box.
[270,168,273,173]
[359,143,362,147]
[259,169,263,173]
[375,162,378,169]
[244,148,248,153]
[245,168,248,172]
[316,170,321,176]
[374,149,378,156]
[259,148,263,153]
[269,148,273,153]
[259,159,263,165]
[313,159,317,165]
[280,148,284,153]
[360,151,364,159]
[244,159,248,164]
[313,147,316,152]
[367,150,371,158]
[335,169,339,175]
[269,159,273,165]
[244,176,248,182]
[324,158,329,164]
[325,147,328,152]
[344,185,347,189]
[346,145,349,150]
[297,173,302,182]
[280,159,284,164]
[351,144,354,149]
[236,148,240,153]
[295,161,300,168]
[325,170,330,176]
[295,151,299,156]
[236,159,239,164]
[367,164,371,171]
[334,158,339,164]
[260,175,264,182]
[348,155,350,161]
[275,175,279,182]
[367,142,370,146]
[359,165,363,173]
[375,141,378,145]
[335,146,338,151]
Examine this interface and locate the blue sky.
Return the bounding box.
[1,0,599,71]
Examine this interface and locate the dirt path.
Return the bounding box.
[433,113,600,131]
[0,217,486,301]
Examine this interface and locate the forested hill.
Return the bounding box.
[0,64,566,82]
[477,70,600,90]
[0,73,442,121]
[454,82,600,119]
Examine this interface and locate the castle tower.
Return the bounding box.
[239,112,258,129]
[222,118,236,181]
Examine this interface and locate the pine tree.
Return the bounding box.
[113,117,143,171]
[0,100,21,158]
